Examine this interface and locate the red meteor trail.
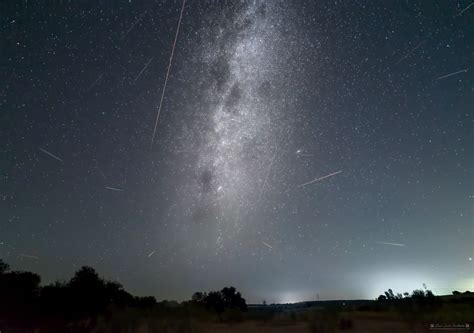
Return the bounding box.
[151,0,186,147]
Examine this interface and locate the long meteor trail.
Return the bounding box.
[105,186,124,192]
[39,147,63,163]
[436,69,468,81]
[376,241,406,247]
[151,0,186,146]
[296,170,342,188]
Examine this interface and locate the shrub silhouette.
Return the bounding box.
[192,286,247,319]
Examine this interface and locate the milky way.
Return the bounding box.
[190,2,288,251]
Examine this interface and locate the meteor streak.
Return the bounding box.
[436,68,469,81]
[86,72,104,91]
[394,41,424,65]
[133,57,154,84]
[39,147,63,163]
[296,170,342,188]
[258,150,277,201]
[105,186,124,192]
[262,241,273,249]
[151,0,186,146]
[18,254,40,260]
[455,3,474,16]
[122,11,147,39]
[376,241,406,247]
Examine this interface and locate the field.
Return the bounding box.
[88,297,474,333]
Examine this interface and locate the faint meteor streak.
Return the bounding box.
[455,3,473,16]
[296,170,342,188]
[262,241,273,249]
[296,149,313,157]
[95,165,107,180]
[86,72,104,91]
[122,11,147,39]
[258,150,277,201]
[174,149,197,154]
[18,254,40,260]
[151,0,186,146]
[436,68,469,81]
[147,250,155,258]
[39,147,63,163]
[169,203,177,210]
[394,41,424,65]
[105,186,124,192]
[376,241,406,247]
[133,57,154,84]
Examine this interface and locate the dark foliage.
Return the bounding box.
[0,259,9,273]
[376,287,442,310]
[0,264,41,331]
[192,286,247,315]
[0,259,156,332]
[377,288,435,301]
[0,259,250,331]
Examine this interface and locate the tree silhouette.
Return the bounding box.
[0,259,9,274]
[193,286,247,315]
[0,268,41,331]
[411,289,425,300]
[221,286,247,311]
[204,291,226,314]
[384,288,395,300]
[67,266,109,318]
[0,259,252,331]
[192,291,207,302]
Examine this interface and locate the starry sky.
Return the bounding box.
[1,1,473,303]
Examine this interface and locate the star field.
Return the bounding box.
[1,1,472,303]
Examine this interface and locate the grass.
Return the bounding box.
[25,297,474,332]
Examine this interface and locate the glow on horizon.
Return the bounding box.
[363,269,445,298]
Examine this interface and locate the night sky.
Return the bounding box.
[1,1,473,303]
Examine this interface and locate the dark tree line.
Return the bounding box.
[0,259,248,332]
[192,286,247,314]
[0,259,156,332]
